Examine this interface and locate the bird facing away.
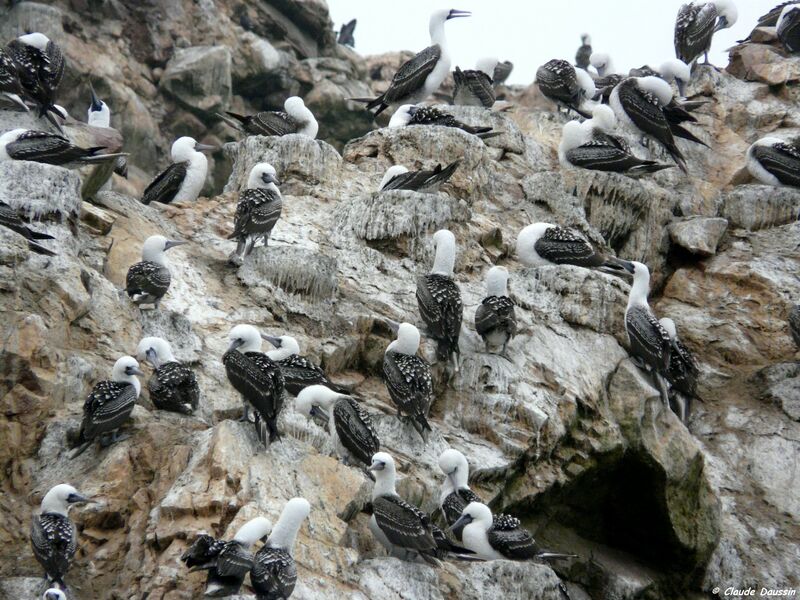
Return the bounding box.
[136,336,200,415]
[0,47,27,110]
[379,160,460,193]
[6,32,63,119]
[659,317,700,423]
[124,235,187,309]
[382,322,434,440]
[575,34,593,69]
[141,137,215,205]
[228,162,283,264]
[263,334,346,396]
[0,200,56,255]
[42,589,66,600]
[778,4,800,52]
[416,229,463,370]
[219,96,318,139]
[181,517,272,597]
[70,356,143,458]
[0,129,124,167]
[295,385,380,470]
[535,59,595,118]
[746,137,800,188]
[453,57,497,108]
[388,104,496,138]
[251,498,310,600]
[337,18,357,47]
[516,222,627,271]
[223,324,285,446]
[674,0,738,65]
[352,9,471,116]
[474,266,517,356]
[31,484,93,588]
[590,52,614,77]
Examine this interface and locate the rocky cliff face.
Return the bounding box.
[1,2,799,600]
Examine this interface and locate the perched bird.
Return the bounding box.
[181,517,273,597]
[124,235,187,309]
[263,334,346,396]
[223,324,285,445]
[777,4,800,52]
[228,162,282,263]
[516,222,627,271]
[378,161,460,193]
[590,52,614,77]
[416,229,463,370]
[674,0,738,66]
[492,60,514,86]
[0,47,27,110]
[295,385,380,470]
[746,136,800,188]
[0,129,124,167]
[81,85,128,197]
[219,96,318,139]
[136,336,200,415]
[141,137,215,205]
[338,18,357,47]
[388,104,496,138]
[659,317,700,423]
[42,589,66,600]
[0,200,56,255]
[70,356,142,458]
[453,57,497,108]
[31,484,93,589]
[593,73,625,104]
[352,9,471,116]
[438,449,483,540]
[575,34,593,69]
[535,59,595,118]
[629,58,692,98]
[6,32,63,120]
[789,304,800,349]
[251,498,310,600]
[474,266,517,355]
[382,322,433,439]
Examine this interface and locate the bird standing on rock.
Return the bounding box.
[0,129,125,167]
[141,137,215,205]
[6,32,64,122]
[228,162,283,264]
[136,336,200,415]
[219,96,318,139]
[124,235,187,309]
[674,0,738,66]
[474,266,517,356]
[263,334,346,396]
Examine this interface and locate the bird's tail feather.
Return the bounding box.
[28,230,55,240]
[477,130,504,140]
[671,124,710,148]
[28,240,57,256]
[631,161,674,174]
[80,152,129,164]
[536,551,578,561]
[411,412,432,441]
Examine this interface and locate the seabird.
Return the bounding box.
[0,201,56,255]
[535,59,595,117]
[0,129,124,167]
[416,229,463,370]
[474,266,517,355]
[558,104,674,175]
[659,317,700,423]
[0,47,28,110]
[141,137,214,205]
[124,235,187,309]
[589,52,614,77]
[70,356,143,457]
[31,484,93,588]
[609,76,689,172]
[388,104,496,138]
[379,160,460,192]
[593,73,624,104]
[6,32,63,119]
[251,498,310,600]
[382,322,433,439]
[136,336,200,415]
[181,517,272,597]
[223,324,285,445]
[263,334,346,395]
[337,19,357,47]
[352,9,471,116]
[492,60,513,86]
[81,85,128,197]
[516,222,627,271]
[777,4,800,52]
[619,261,672,410]
[575,34,593,70]
[746,136,800,187]
[451,502,575,561]
[438,449,483,540]
[229,162,282,263]
[674,0,738,66]
[219,96,318,139]
[42,589,66,600]
[295,385,380,470]
[453,57,497,108]
[789,304,800,349]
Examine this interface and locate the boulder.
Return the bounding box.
[668,217,728,256]
[160,46,232,114]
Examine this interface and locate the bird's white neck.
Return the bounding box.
[142,248,167,266]
[432,237,456,276]
[627,272,650,311]
[268,514,302,552]
[372,469,397,499]
[430,17,448,48]
[266,347,292,361]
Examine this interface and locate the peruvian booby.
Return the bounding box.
[0,47,27,110]
[251,498,310,600]
[181,517,272,597]
[492,60,513,86]
[263,334,346,396]
[80,86,128,198]
[388,104,497,138]
[223,324,285,445]
[590,52,614,77]
[535,59,595,118]
[593,73,624,104]
[229,162,283,263]
[754,1,800,29]
[451,502,575,562]
[379,160,460,192]
[352,9,471,116]
[31,484,93,588]
[629,59,692,98]
[6,32,63,119]
[453,57,497,108]
[43,589,66,600]
[516,222,627,271]
[417,229,463,370]
[337,18,357,47]
[659,317,700,423]
[475,266,517,355]
[0,200,56,255]
[559,104,674,175]
[620,261,672,409]
[0,129,124,166]
[219,96,318,139]
[295,385,380,470]
[136,336,200,415]
[746,136,800,187]
[124,235,187,309]
[141,137,215,205]
[674,0,738,66]
[778,4,800,52]
[438,449,483,540]
[70,356,142,458]
[789,304,800,349]
[575,34,593,70]
[382,322,433,439]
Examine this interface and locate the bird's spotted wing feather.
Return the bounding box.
[372,494,436,552]
[141,161,189,205]
[383,45,441,104]
[333,396,380,466]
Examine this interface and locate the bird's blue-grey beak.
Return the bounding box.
[194,143,217,152]
[227,338,245,352]
[66,491,94,504]
[407,105,419,116]
[447,9,471,19]
[620,261,635,274]
[89,83,103,112]
[261,172,281,186]
[145,347,159,368]
[165,240,188,251]
[449,513,473,532]
[45,591,63,600]
[369,460,386,472]
[676,79,687,98]
[713,17,728,32]
[126,365,145,376]
[260,333,282,348]
[384,319,401,334]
